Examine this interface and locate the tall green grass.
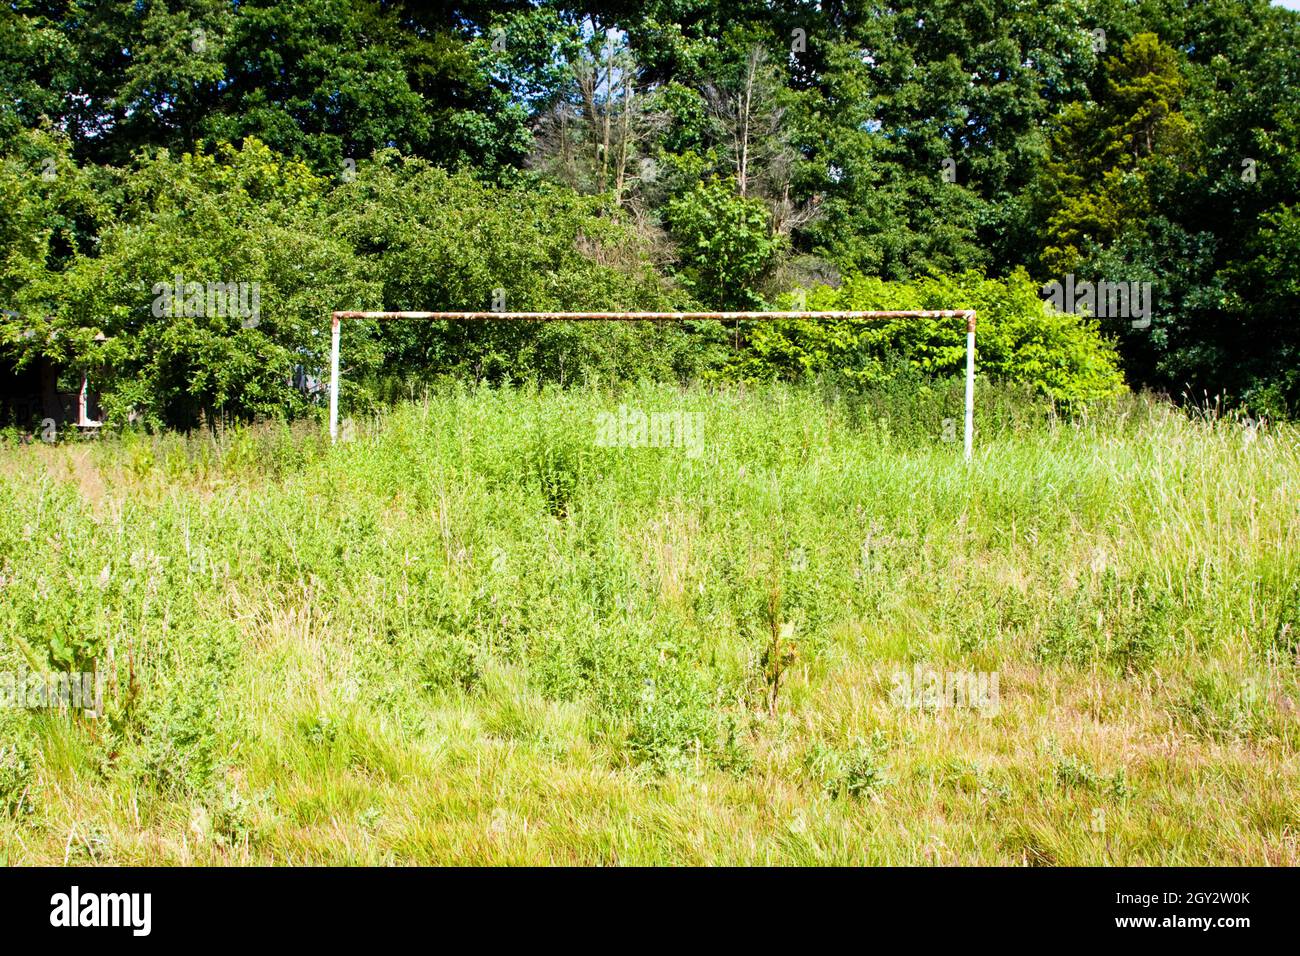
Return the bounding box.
[0,383,1296,864]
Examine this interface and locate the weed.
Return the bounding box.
[807,733,891,799]
[1,384,1296,863]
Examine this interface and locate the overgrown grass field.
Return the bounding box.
[1,384,1297,864]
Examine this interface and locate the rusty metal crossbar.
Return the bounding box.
[332,309,977,324]
[327,310,978,459]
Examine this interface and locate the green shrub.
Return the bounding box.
[1038,573,1175,672]
[208,781,275,848]
[128,687,225,795]
[665,178,782,310]
[626,661,719,775]
[418,637,482,696]
[735,269,1125,404]
[806,734,892,799]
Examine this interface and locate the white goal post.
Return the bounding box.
[327,310,978,460]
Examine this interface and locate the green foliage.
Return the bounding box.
[807,734,892,800]
[418,638,482,696]
[626,661,719,775]
[1038,572,1175,673]
[734,270,1124,404]
[1036,34,1194,275]
[0,0,528,175]
[1219,203,1300,416]
[1052,752,1099,791]
[207,781,275,848]
[0,710,36,816]
[331,154,697,392]
[9,138,375,429]
[1175,671,1276,743]
[129,684,226,796]
[3,0,1300,426]
[665,179,781,309]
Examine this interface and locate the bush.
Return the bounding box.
[418,637,482,696]
[733,269,1126,404]
[626,660,719,775]
[806,734,892,799]
[665,178,782,310]
[1174,671,1272,743]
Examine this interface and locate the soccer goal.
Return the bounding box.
[327,310,979,459]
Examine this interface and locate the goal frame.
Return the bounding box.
[327,310,978,459]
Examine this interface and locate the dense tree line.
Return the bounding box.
[2,0,1298,427]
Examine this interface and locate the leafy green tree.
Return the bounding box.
[330,152,698,387]
[1218,203,1300,415]
[0,126,109,308]
[0,0,529,175]
[664,178,780,309]
[0,124,117,424]
[1035,33,1193,275]
[202,0,429,174]
[1037,3,1300,406]
[15,139,375,429]
[0,3,80,148]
